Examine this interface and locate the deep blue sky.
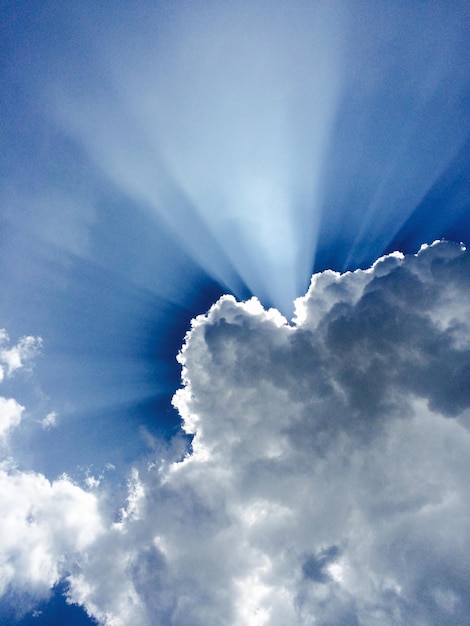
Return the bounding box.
[1,1,470,624]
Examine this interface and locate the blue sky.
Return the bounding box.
[2,1,470,625]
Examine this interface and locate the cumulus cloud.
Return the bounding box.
[3,242,470,625]
[0,331,42,442]
[0,397,24,443]
[0,332,103,619]
[0,330,42,382]
[0,464,103,610]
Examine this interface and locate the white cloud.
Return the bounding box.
[0,331,42,443]
[0,331,103,619]
[3,242,470,625]
[41,411,58,430]
[0,331,42,379]
[0,462,104,618]
[0,397,24,443]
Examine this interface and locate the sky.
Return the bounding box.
[1,1,470,624]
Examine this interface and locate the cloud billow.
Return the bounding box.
[0,332,103,620]
[3,241,470,625]
[158,241,470,625]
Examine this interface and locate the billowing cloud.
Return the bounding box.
[0,397,24,443]
[3,241,470,625]
[0,465,103,612]
[0,332,102,619]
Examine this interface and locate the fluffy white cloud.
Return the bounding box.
[4,242,470,625]
[0,330,42,381]
[0,464,103,599]
[162,241,470,626]
[0,397,24,443]
[0,332,103,619]
[0,331,42,442]
[62,240,470,626]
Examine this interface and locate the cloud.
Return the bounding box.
[0,397,24,443]
[3,241,470,625]
[0,330,42,381]
[0,331,42,443]
[0,464,103,604]
[0,332,103,619]
[41,411,58,430]
[0,396,24,441]
[156,240,470,625]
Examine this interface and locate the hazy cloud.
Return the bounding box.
[41,411,58,430]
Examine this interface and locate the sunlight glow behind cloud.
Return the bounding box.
[46,1,344,316]
[39,1,470,316]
